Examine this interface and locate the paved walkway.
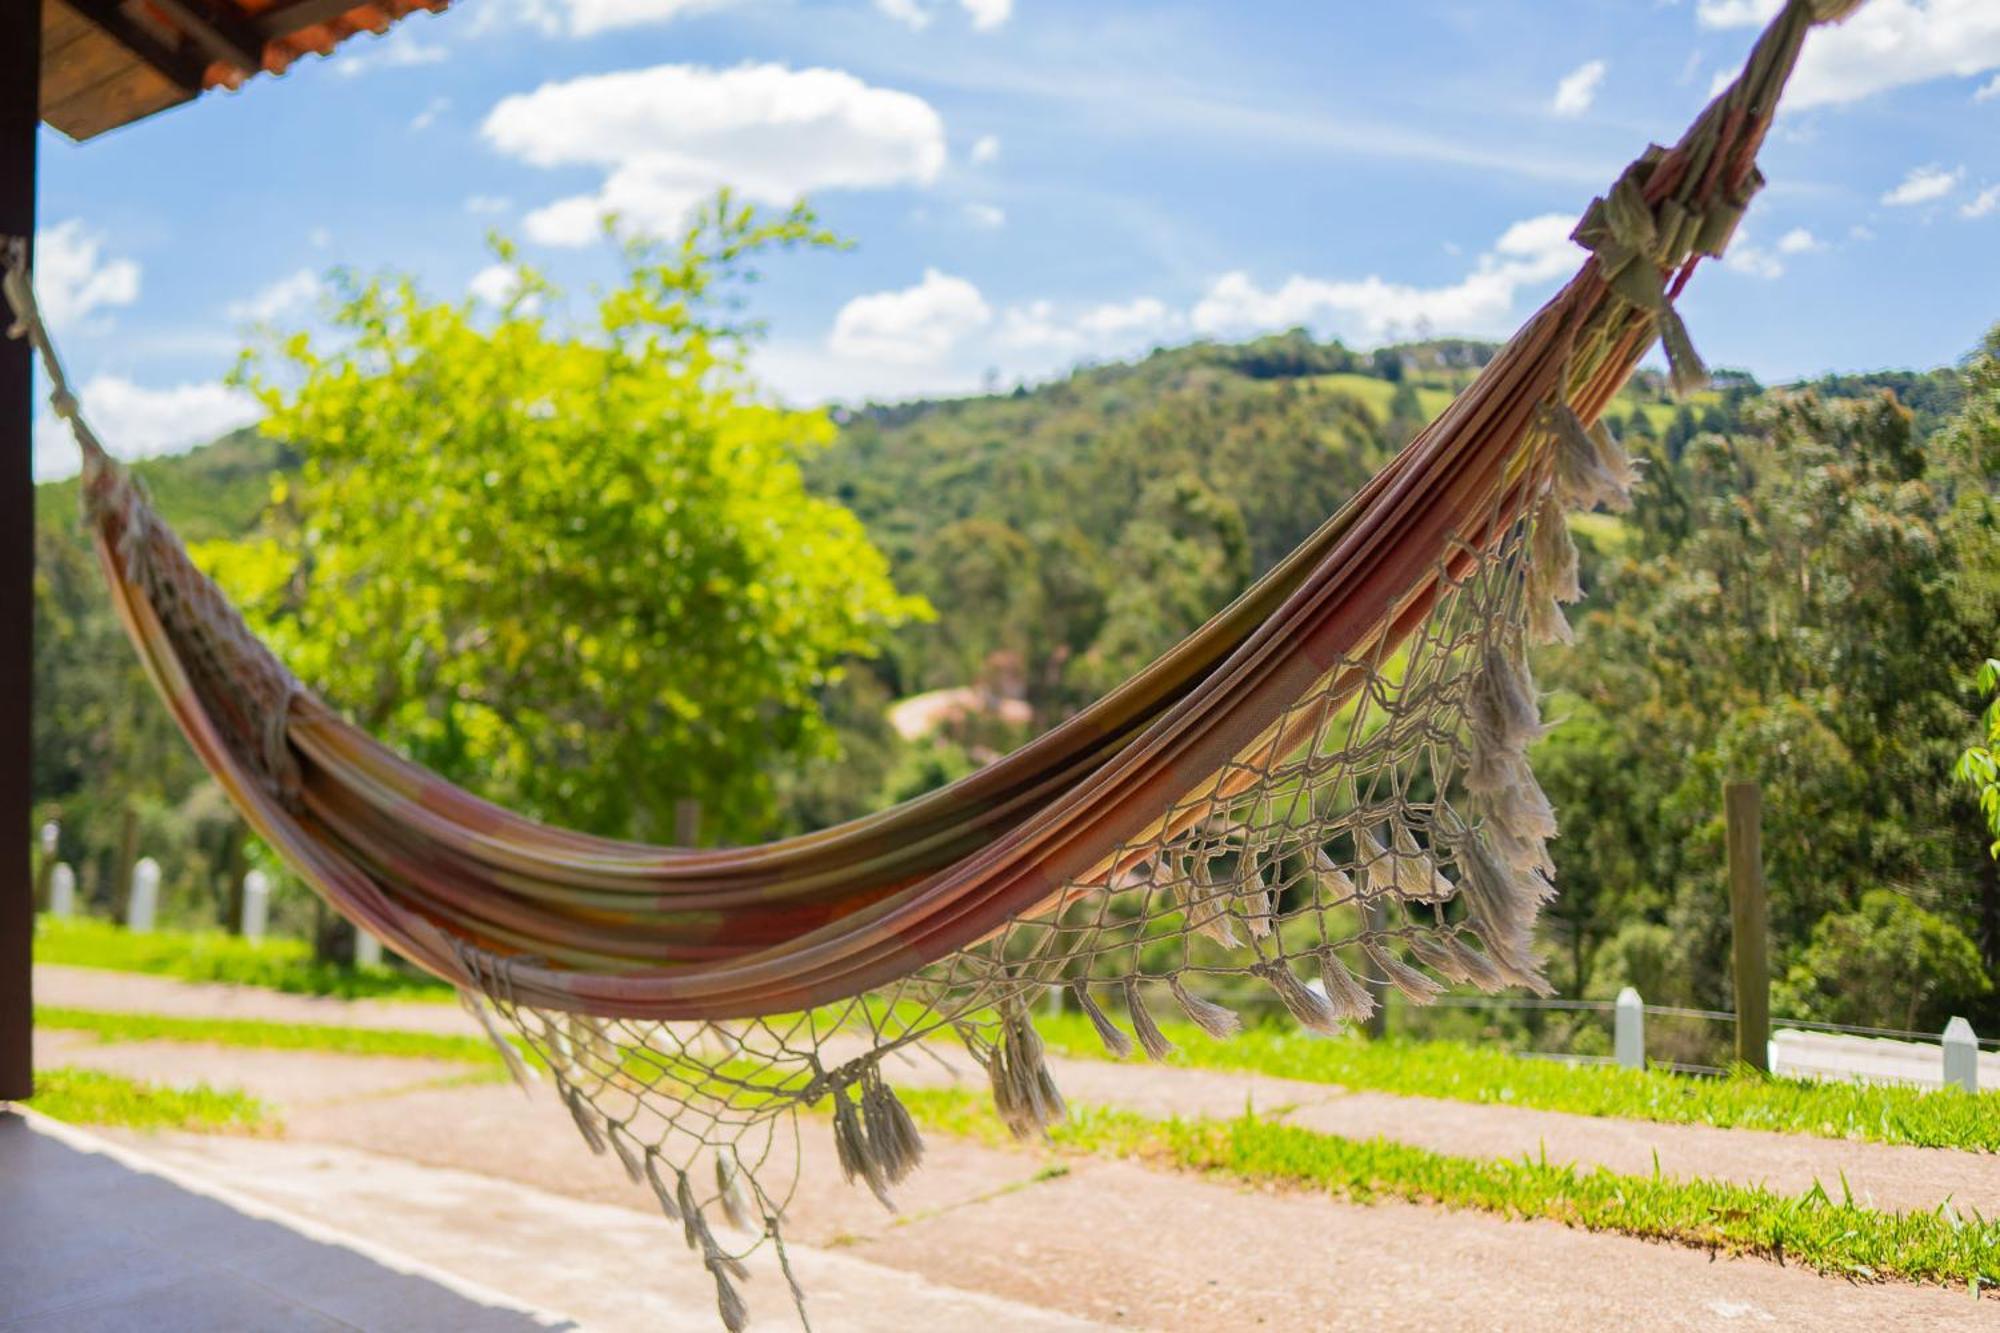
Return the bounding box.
[0,1111,569,1332]
[24,965,2000,1330]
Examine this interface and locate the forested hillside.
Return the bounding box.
[30,324,2000,1033]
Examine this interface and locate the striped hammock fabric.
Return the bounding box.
[7,4,1859,1327]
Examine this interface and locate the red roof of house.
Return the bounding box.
[41,0,452,141]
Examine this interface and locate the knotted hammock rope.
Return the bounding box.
[7,3,1859,1326]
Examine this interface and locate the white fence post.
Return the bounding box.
[48,863,75,919]
[1615,987,1645,1070]
[127,857,160,933]
[240,870,269,942]
[354,930,383,968]
[1943,1016,1978,1094]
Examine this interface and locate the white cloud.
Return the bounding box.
[1706,0,2000,109]
[34,220,141,329]
[1551,60,1607,117]
[962,0,1011,30]
[1696,0,1781,27]
[227,269,322,323]
[1978,73,2000,100]
[484,63,947,246]
[1190,213,1581,345]
[1881,162,1963,205]
[1962,184,2000,219]
[829,268,990,363]
[498,0,738,36]
[468,264,523,307]
[999,296,1179,354]
[410,96,450,131]
[963,202,1006,228]
[875,0,929,28]
[464,194,513,215]
[970,133,1001,165]
[34,377,258,481]
[1776,226,1824,254]
[874,0,1009,30]
[1722,232,1785,279]
[308,227,333,250]
[336,35,449,77]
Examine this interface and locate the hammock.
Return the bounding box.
[7,3,1857,1325]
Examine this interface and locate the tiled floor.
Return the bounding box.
[0,1111,571,1331]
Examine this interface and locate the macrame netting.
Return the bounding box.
[8,3,1862,1326]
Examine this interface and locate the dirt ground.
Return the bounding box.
[31,965,2000,1331]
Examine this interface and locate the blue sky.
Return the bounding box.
[29,0,2000,479]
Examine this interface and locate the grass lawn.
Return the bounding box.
[36,1005,519,1068]
[900,1085,2000,1293]
[34,915,454,1002]
[25,1066,273,1134]
[1034,1010,2000,1153]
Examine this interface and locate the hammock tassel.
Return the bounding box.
[1457,832,1556,994]
[608,1124,648,1186]
[562,1084,607,1156]
[1256,960,1344,1035]
[458,991,537,1093]
[1072,981,1135,1058]
[1656,303,1710,397]
[1314,950,1377,1023]
[1405,929,1475,986]
[716,1153,757,1232]
[1170,975,1242,1040]
[1526,492,1582,647]
[830,1083,894,1209]
[644,1151,683,1223]
[1363,936,1445,1003]
[1311,845,1358,900]
[1123,978,1177,1061]
[860,1068,925,1184]
[989,999,1066,1138]
[1550,405,1633,512]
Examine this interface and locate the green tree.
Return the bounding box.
[227,199,926,843]
[1957,657,2000,858]
[1772,890,1991,1032]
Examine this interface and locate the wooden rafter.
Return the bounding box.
[145,0,264,74]
[58,0,208,93]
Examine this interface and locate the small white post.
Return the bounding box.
[127,857,160,933]
[48,863,75,919]
[1943,1016,1978,1094]
[38,820,58,862]
[354,930,383,968]
[1614,986,1645,1070]
[240,869,270,942]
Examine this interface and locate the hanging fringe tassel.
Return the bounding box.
[676,1170,703,1252]
[1239,847,1274,939]
[1123,978,1177,1061]
[1312,845,1358,899]
[1072,980,1135,1058]
[1186,850,1243,948]
[1362,936,1444,1003]
[1549,404,1635,512]
[1362,823,1455,903]
[1526,492,1582,647]
[608,1123,647,1185]
[1170,975,1242,1039]
[988,998,1066,1138]
[562,1084,607,1156]
[644,1151,683,1223]
[1256,960,1344,1035]
[830,1083,894,1209]
[1456,832,1556,994]
[1314,950,1378,1023]
[860,1067,926,1184]
[458,990,536,1093]
[1404,930,1474,985]
[716,1154,757,1232]
[1656,304,1710,397]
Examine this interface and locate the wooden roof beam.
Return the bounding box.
[144,0,264,74]
[58,0,207,93]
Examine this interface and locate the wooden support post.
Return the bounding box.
[1725,780,1769,1073]
[0,0,39,1103]
[673,798,702,848]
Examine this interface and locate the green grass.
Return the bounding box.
[1033,1011,2000,1153]
[898,1086,2000,1292]
[34,916,454,1002]
[25,1066,273,1133]
[37,1005,520,1068]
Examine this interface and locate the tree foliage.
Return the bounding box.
[226,200,926,842]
